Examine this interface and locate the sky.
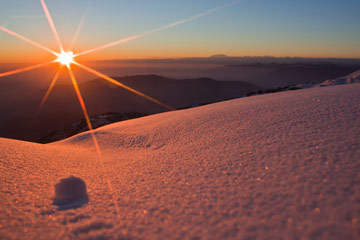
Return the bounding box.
[0,0,360,62]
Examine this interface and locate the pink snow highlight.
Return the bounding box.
[1,83,360,239]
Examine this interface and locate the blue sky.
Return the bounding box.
[0,0,359,61]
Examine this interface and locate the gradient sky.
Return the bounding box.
[1,0,360,62]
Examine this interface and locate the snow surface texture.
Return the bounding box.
[1,84,360,239]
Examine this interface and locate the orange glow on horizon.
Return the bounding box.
[0,0,251,223]
[0,61,55,78]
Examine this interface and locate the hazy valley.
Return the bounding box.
[1,56,359,142]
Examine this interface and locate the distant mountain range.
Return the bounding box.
[85,55,360,65]
[32,68,360,143]
[1,59,359,142]
[209,54,229,59]
[80,60,359,88]
[213,62,360,88]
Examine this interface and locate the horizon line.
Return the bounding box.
[1,55,360,64]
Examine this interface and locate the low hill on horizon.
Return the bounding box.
[0,74,258,142]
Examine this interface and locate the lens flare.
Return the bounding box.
[56,51,74,67]
[75,0,242,57]
[74,62,174,110]
[68,0,92,50]
[0,61,55,78]
[0,0,240,224]
[0,26,57,56]
[40,0,63,52]
[35,66,63,118]
[68,66,122,217]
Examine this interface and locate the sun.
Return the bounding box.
[0,0,237,220]
[56,51,74,67]
[0,0,233,117]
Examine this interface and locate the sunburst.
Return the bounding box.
[0,0,240,131]
[56,51,74,67]
[0,0,241,226]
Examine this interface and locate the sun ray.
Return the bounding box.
[75,0,242,57]
[34,66,63,118]
[0,21,9,38]
[74,62,174,110]
[40,0,64,52]
[67,66,93,132]
[67,66,121,217]
[0,60,55,78]
[0,26,57,56]
[1,0,243,227]
[68,0,92,51]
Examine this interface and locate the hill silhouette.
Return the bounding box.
[0,74,258,142]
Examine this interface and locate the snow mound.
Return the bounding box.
[53,176,88,210]
[1,84,360,239]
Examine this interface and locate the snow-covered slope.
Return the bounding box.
[317,69,360,87]
[294,69,360,89]
[1,84,360,239]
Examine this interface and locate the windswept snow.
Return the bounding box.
[1,84,360,239]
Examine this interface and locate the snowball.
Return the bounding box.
[53,176,88,208]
